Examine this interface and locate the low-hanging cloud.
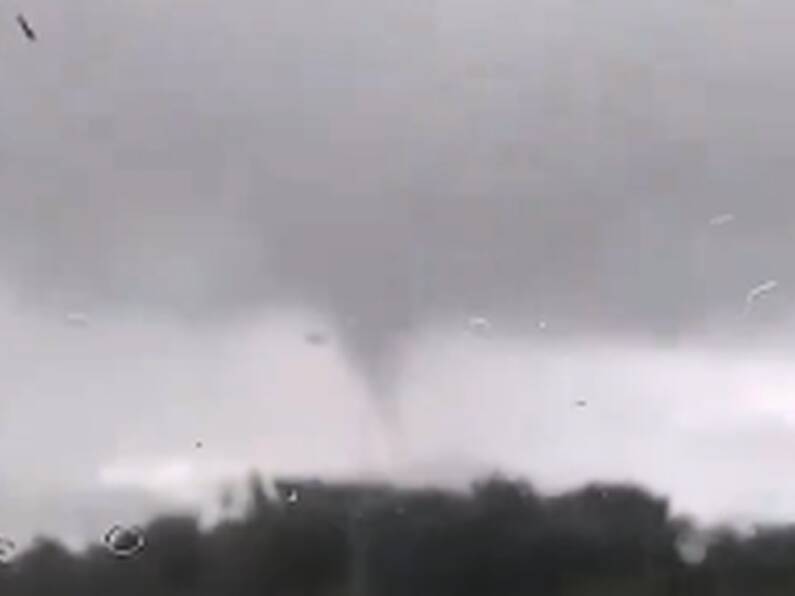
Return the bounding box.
[2,0,795,377]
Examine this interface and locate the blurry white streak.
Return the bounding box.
[745,279,779,309]
[98,457,248,504]
[708,213,735,227]
[467,316,492,335]
[65,311,89,327]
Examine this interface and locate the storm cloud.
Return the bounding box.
[2,0,795,544]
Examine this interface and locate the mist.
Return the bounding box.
[3,283,795,546]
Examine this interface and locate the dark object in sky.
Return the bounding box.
[195,440,203,449]
[16,14,36,41]
[575,399,587,407]
[305,331,328,346]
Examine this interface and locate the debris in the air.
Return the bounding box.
[305,331,328,346]
[16,14,36,41]
[286,489,299,504]
[467,316,492,335]
[675,529,710,566]
[65,311,89,327]
[0,537,15,563]
[709,213,735,227]
[537,320,548,330]
[103,525,145,558]
[745,279,779,307]
[574,399,587,407]
[194,441,203,449]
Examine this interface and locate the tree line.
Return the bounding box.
[2,474,795,595]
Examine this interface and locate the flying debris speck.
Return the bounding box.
[0,537,15,563]
[537,320,548,330]
[103,525,145,558]
[708,213,735,227]
[16,14,36,41]
[574,399,587,407]
[195,441,203,449]
[286,489,299,504]
[305,332,328,346]
[745,279,779,307]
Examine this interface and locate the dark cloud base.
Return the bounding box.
[5,0,795,384]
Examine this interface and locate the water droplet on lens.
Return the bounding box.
[467,316,491,335]
[103,525,145,558]
[675,530,709,566]
[0,536,16,563]
[744,280,779,317]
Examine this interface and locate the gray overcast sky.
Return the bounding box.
[3,0,795,547]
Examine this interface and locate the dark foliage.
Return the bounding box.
[1,475,793,595]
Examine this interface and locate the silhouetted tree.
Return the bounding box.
[4,474,795,595]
